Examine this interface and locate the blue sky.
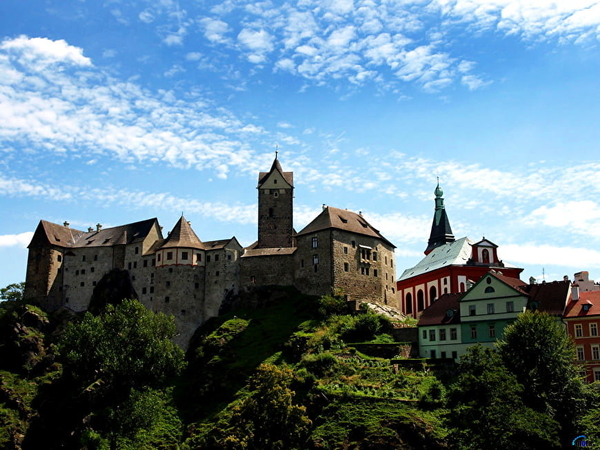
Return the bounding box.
[2,0,600,290]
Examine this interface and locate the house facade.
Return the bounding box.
[563,286,600,383]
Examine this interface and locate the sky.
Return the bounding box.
[1,0,600,291]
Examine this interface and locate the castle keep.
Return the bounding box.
[25,155,397,347]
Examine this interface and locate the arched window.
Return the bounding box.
[459,282,466,292]
[482,249,490,263]
[417,290,424,311]
[430,286,437,302]
[485,286,495,293]
[406,293,413,314]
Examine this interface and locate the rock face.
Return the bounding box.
[0,305,51,376]
[87,268,138,314]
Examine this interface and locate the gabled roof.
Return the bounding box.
[399,237,473,281]
[417,293,462,326]
[257,156,293,187]
[473,238,498,248]
[296,206,395,248]
[160,216,203,250]
[28,220,86,248]
[527,280,576,316]
[564,291,600,318]
[29,218,160,249]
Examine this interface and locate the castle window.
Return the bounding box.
[166,281,171,287]
[128,263,132,270]
[274,191,278,197]
[269,207,274,217]
[207,255,211,262]
[301,260,304,268]
[274,179,278,184]
[94,255,98,261]
[165,296,170,303]
[150,286,154,293]
[314,265,318,273]
[216,271,220,276]
[133,262,137,269]
[344,262,349,272]
[135,247,139,254]
[373,252,377,261]
[451,328,457,340]
[228,254,232,260]
[487,303,495,314]
[591,323,598,337]
[215,255,219,262]
[195,283,199,289]
[365,268,370,276]
[506,301,514,312]
[351,241,356,248]
[143,260,147,267]
[439,329,446,341]
[152,258,156,266]
[469,305,476,316]
[142,287,147,294]
[385,256,388,265]
[182,252,189,260]
[312,237,318,248]
[167,252,173,261]
[459,282,466,292]
[158,254,161,262]
[250,276,256,284]
[132,276,135,281]
[361,267,365,275]
[169,268,173,273]
[92,281,96,286]
[80,282,85,287]
[313,255,319,265]
[76,270,79,276]
[374,269,378,277]
[57,255,62,262]
[82,255,86,262]
[444,278,448,285]
[150,273,154,284]
[196,253,202,262]
[429,286,437,302]
[343,246,348,254]
[429,330,436,341]
[81,269,86,275]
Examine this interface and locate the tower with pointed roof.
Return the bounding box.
[425,181,455,255]
[256,153,294,248]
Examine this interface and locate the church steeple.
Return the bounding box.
[424,180,455,255]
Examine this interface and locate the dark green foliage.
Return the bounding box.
[311,398,448,449]
[317,294,349,317]
[187,364,312,450]
[59,299,185,394]
[447,345,560,449]
[497,312,589,445]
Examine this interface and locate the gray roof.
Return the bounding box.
[399,237,473,281]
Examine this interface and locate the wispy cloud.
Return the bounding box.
[0,232,34,248]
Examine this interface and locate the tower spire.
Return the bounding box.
[424,180,455,254]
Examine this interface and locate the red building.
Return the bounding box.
[397,183,523,318]
[563,285,600,383]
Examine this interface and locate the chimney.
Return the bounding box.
[63,221,70,228]
[96,223,103,231]
[572,284,580,302]
[88,227,93,232]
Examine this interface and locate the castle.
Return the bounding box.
[24,155,397,347]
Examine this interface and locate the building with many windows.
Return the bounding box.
[24,154,397,347]
[397,182,523,318]
[563,286,600,383]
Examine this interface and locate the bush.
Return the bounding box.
[301,352,340,377]
[317,295,349,317]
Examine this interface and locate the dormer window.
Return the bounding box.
[583,304,592,312]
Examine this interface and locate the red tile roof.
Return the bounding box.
[563,290,600,318]
[417,293,462,326]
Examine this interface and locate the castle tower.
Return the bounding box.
[424,181,455,255]
[256,153,294,248]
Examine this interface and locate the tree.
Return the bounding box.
[0,282,25,303]
[59,299,185,395]
[447,344,560,449]
[200,364,312,449]
[497,311,589,446]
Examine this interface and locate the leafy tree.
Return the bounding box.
[197,364,312,449]
[0,282,25,303]
[497,311,589,444]
[447,345,560,449]
[59,299,185,395]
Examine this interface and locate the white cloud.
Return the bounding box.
[0,232,34,248]
[527,201,600,238]
[502,243,600,269]
[0,36,92,68]
[237,28,274,62]
[199,17,231,43]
